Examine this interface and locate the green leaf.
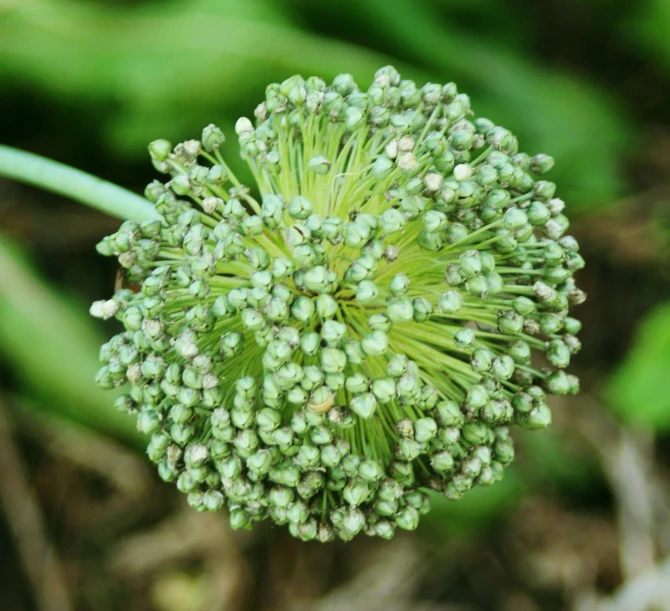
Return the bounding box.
[633,0,670,68]
[606,302,670,430]
[0,234,142,446]
[0,0,412,154]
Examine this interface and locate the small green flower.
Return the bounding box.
[93,66,584,541]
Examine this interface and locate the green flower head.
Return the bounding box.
[92,66,584,541]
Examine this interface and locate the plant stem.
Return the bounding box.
[0,145,161,222]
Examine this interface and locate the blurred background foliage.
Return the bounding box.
[1,1,670,610]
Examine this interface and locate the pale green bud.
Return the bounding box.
[381,208,406,234]
[359,459,384,482]
[454,327,475,348]
[307,155,331,174]
[316,293,338,319]
[387,354,409,378]
[356,280,379,304]
[438,290,462,313]
[304,266,331,293]
[396,437,422,461]
[362,330,388,356]
[321,348,347,374]
[389,274,410,296]
[371,377,396,404]
[310,425,333,445]
[518,402,552,428]
[414,417,438,442]
[412,297,433,322]
[341,507,365,538]
[344,339,366,365]
[387,297,414,323]
[346,373,369,395]
[343,479,371,506]
[350,393,377,419]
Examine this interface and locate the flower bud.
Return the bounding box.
[387,298,414,322]
[350,393,377,419]
[343,479,371,506]
[438,290,463,313]
[396,506,420,531]
[371,377,396,404]
[356,280,379,304]
[307,155,331,174]
[414,417,438,442]
[362,330,388,356]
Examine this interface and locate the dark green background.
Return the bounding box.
[0,1,669,610]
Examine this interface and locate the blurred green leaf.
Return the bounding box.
[0,0,630,210]
[606,302,670,430]
[0,233,141,445]
[633,0,670,67]
[0,0,409,155]
[316,0,630,209]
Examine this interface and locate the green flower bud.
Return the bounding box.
[362,330,388,356]
[498,311,524,335]
[507,340,530,365]
[359,459,384,482]
[351,393,377,419]
[389,273,410,296]
[431,450,455,472]
[540,313,564,335]
[356,280,379,304]
[412,297,433,322]
[307,155,331,174]
[492,355,515,380]
[343,479,371,506]
[438,290,463,313]
[544,370,571,395]
[471,348,494,373]
[246,449,273,475]
[229,508,250,530]
[272,257,295,279]
[381,208,406,234]
[291,296,315,323]
[341,507,365,538]
[387,298,414,322]
[375,499,398,517]
[149,139,172,162]
[454,327,475,348]
[462,423,490,446]
[345,373,369,395]
[396,437,422,461]
[371,377,396,404]
[518,402,552,429]
[494,440,515,464]
[320,348,347,374]
[465,384,489,409]
[202,489,224,512]
[414,417,438,442]
[201,124,225,152]
[256,408,281,431]
[310,425,333,445]
[395,506,420,531]
[547,339,571,368]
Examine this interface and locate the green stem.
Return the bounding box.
[0,145,161,222]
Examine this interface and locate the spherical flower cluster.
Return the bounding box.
[92,66,584,541]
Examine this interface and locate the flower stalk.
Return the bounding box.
[0,145,160,222]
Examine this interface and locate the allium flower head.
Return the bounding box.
[93,66,584,541]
